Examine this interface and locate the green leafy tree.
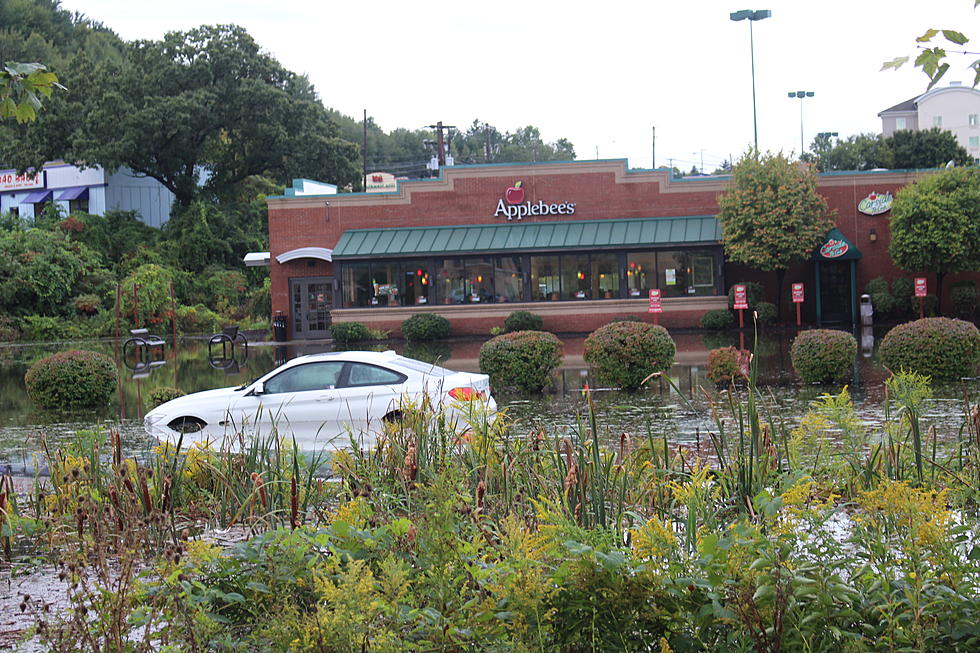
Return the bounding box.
[889,168,980,310]
[718,152,837,314]
[887,127,972,168]
[882,4,977,88]
[0,61,62,122]
[0,227,110,317]
[3,24,360,205]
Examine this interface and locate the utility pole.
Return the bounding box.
[427,121,456,166]
[362,109,368,190]
[651,126,656,169]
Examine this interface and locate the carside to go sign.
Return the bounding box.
[915,278,927,297]
[648,288,662,313]
[733,284,748,309]
[792,283,804,303]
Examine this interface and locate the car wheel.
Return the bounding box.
[168,416,206,433]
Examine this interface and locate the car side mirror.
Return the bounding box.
[251,381,265,396]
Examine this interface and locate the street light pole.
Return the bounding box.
[787,90,815,155]
[730,9,771,152]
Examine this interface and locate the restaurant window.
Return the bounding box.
[560,254,590,299]
[371,262,401,306]
[690,254,717,296]
[342,263,371,307]
[591,253,620,299]
[494,256,524,302]
[657,251,690,298]
[401,260,431,306]
[467,258,494,303]
[436,258,467,304]
[626,252,657,298]
[530,255,561,300]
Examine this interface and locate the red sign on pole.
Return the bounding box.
[914,278,927,298]
[792,282,804,327]
[791,283,804,303]
[648,289,662,313]
[733,284,748,309]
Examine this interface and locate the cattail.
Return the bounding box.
[402,442,418,483]
[161,476,172,513]
[564,462,579,503]
[138,469,152,513]
[476,479,486,513]
[251,472,268,511]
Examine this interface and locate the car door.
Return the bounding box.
[228,361,346,437]
[327,362,408,436]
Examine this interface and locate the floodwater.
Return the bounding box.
[0,327,976,474]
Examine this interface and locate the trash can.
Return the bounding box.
[272,311,288,342]
[859,294,874,327]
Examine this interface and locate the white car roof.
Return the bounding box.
[282,350,454,377]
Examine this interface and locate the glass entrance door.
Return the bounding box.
[290,277,334,339]
[818,262,852,324]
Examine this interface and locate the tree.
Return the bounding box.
[0,61,63,122]
[889,167,980,310]
[717,152,837,314]
[806,129,970,171]
[887,127,972,168]
[3,25,360,206]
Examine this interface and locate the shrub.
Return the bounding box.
[330,321,371,343]
[865,276,890,295]
[503,310,544,333]
[880,317,980,380]
[401,313,450,341]
[707,346,746,385]
[908,294,939,317]
[583,322,675,391]
[148,386,185,408]
[755,301,777,326]
[73,293,102,315]
[24,350,117,409]
[892,278,914,318]
[175,304,222,335]
[727,281,764,310]
[790,329,857,384]
[403,340,452,365]
[17,315,73,341]
[0,315,19,341]
[701,309,734,330]
[869,292,896,319]
[479,331,563,393]
[950,281,977,320]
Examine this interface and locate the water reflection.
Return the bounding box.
[0,328,976,473]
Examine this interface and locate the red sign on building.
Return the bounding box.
[915,278,927,298]
[733,284,748,310]
[792,283,804,303]
[648,288,662,313]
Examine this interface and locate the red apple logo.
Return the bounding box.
[869,193,877,201]
[505,180,525,204]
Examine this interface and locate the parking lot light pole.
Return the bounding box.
[730,9,771,152]
[788,90,815,155]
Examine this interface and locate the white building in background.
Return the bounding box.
[878,81,980,163]
[0,163,175,227]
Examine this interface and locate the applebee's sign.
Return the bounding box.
[819,238,849,258]
[858,191,893,216]
[494,180,576,220]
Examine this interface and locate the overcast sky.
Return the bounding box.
[60,0,979,174]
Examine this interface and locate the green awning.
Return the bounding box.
[811,228,862,261]
[333,216,721,259]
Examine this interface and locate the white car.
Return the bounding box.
[143,350,495,446]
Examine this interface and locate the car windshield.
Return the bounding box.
[391,356,453,377]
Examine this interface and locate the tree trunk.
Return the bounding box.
[936,270,946,316]
[775,269,786,323]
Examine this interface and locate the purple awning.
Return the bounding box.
[20,190,52,203]
[55,186,89,201]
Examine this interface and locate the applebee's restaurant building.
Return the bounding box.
[263,159,926,338]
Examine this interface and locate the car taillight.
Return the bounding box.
[449,387,484,401]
